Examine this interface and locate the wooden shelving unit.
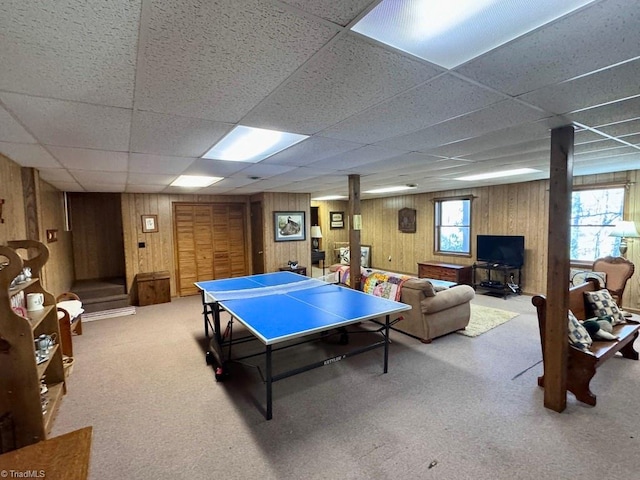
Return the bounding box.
[0,240,66,452]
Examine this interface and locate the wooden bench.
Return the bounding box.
[532,277,640,406]
[56,292,83,357]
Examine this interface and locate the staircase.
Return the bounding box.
[71,277,129,313]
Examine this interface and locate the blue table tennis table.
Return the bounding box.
[195,271,410,420]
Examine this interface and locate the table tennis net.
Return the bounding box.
[204,277,332,302]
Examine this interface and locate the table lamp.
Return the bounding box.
[310,225,322,251]
[609,220,640,255]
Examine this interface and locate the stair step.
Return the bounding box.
[82,295,130,313]
[72,277,126,299]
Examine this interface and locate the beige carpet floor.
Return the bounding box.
[51,290,640,480]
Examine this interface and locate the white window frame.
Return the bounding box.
[570,185,625,262]
[434,196,472,256]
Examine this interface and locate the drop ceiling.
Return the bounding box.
[1,0,639,198]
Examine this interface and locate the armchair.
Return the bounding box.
[592,256,635,304]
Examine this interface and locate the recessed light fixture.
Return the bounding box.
[352,0,596,69]
[311,195,349,201]
[202,125,308,163]
[170,175,223,188]
[455,168,539,181]
[364,185,418,194]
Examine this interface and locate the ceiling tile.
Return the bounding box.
[0,0,139,107]
[381,99,548,151]
[424,121,553,158]
[233,163,297,178]
[45,180,85,192]
[135,0,339,121]
[128,153,195,175]
[0,106,36,143]
[181,159,249,177]
[598,119,640,137]
[320,74,505,144]
[49,147,128,172]
[127,173,177,185]
[125,184,167,193]
[72,170,128,185]
[264,136,363,166]
[1,93,131,150]
[0,142,62,168]
[456,0,640,96]
[568,96,640,127]
[308,145,406,170]
[37,168,77,183]
[279,0,373,26]
[518,59,640,114]
[130,111,232,157]
[243,34,442,134]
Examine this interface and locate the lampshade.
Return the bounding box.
[310,226,323,238]
[609,221,640,238]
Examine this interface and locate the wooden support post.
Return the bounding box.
[348,175,361,290]
[544,125,574,412]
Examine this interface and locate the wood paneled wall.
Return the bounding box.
[121,193,250,297]
[258,192,312,272]
[0,154,27,243]
[68,193,125,281]
[36,179,74,296]
[316,170,640,311]
[0,155,73,296]
[311,199,349,264]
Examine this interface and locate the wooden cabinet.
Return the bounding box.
[136,271,171,306]
[0,240,66,452]
[417,261,473,286]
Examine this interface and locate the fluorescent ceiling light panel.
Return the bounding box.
[364,185,417,194]
[352,0,596,69]
[312,195,348,201]
[202,126,309,162]
[455,167,539,181]
[170,175,223,187]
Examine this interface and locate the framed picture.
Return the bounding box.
[398,208,416,233]
[274,211,306,242]
[330,211,344,229]
[142,214,158,233]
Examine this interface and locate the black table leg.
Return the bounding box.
[266,345,273,420]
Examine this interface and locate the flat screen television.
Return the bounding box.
[476,235,525,267]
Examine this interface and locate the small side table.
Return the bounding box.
[279,266,307,276]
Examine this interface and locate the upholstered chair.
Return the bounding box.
[592,256,635,304]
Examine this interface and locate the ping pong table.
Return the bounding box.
[196,271,410,420]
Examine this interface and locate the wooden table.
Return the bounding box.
[417,261,472,286]
[0,426,92,480]
[279,265,307,276]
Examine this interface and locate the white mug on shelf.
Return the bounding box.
[27,293,45,312]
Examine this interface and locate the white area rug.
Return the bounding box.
[83,306,136,322]
[457,304,519,337]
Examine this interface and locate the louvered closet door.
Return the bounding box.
[174,203,248,296]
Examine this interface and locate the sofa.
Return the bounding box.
[329,265,475,343]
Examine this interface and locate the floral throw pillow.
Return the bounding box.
[568,310,592,350]
[584,289,625,325]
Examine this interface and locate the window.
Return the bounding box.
[435,197,471,254]
[570,186,625,262]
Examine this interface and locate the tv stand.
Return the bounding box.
[473,262,522,299]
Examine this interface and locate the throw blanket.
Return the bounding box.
[362,271,411,301]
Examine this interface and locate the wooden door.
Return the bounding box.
[251,201,265,274]
[174,203,248,296]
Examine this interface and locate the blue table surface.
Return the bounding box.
[196,272,410,344]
